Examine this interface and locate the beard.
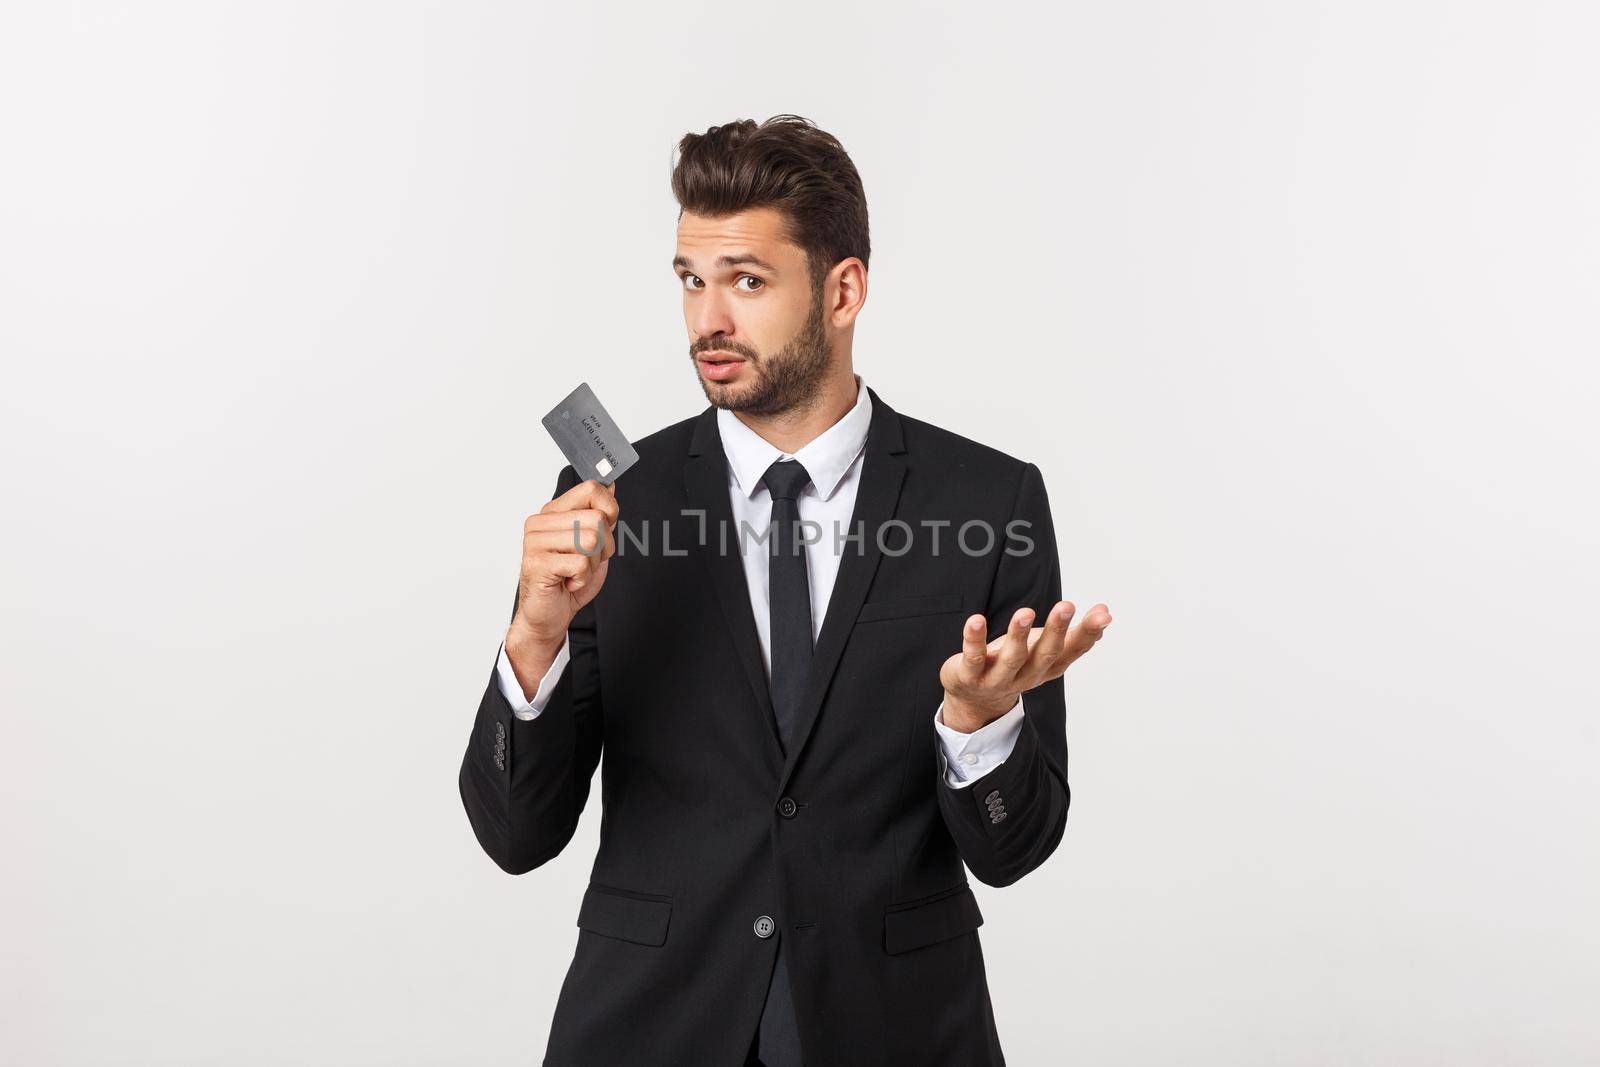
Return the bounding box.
[691,285,832,417]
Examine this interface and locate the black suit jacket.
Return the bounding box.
[460,385,1071,1066]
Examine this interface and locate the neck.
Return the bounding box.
[732,367,859,456]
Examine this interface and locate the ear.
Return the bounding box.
[827,257,868,328]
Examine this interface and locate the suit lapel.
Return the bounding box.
[683,409,786,770]
[780,388,906,794]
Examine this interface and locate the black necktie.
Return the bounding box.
[755,457,811,1066]
[761,458,813,754]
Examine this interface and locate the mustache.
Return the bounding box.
[692,343,758,360]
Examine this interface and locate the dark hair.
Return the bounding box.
[670,115,870,294]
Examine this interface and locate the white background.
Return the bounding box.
[3,2,1597,1064]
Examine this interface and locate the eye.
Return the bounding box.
[735,275,764,292]
[681,273,703,290]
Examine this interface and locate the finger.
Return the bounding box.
[571,511,613,559]
[1031,600,1074,671]
[1078,603,1112,639]
[957,614,989,681]
[562,545,612,592]
[992,606,1035,681]
[579,537,610,583]
[568,551,608,593]
[573,556,609,597]
[544,478,620,528]
[1061,603,1113,664]
[527,506,612,535]
[529,550,585,589]
[526,510,613,558]
[594,481,619,528]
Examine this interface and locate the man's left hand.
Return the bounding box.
[938,601,1113,733]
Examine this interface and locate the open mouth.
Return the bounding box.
[698,352,747,381]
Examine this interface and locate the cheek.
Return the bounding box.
[747,301,810,354]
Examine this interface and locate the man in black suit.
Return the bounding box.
[460,115,1112,1066]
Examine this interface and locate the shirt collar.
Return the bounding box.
[717,373,872,502]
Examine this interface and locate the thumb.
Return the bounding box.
[571,557,609,605]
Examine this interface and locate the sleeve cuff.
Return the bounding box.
[934,693,1026,789]
[496,637,571,721]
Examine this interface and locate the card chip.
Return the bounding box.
[596,457,613,476]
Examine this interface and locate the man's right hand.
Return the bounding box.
[504,477,619,697]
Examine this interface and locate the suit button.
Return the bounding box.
[753,915,775,939]
[777,797,797,818]
[984,789,1000,803]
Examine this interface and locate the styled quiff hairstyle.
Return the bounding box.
[670,114,871,296]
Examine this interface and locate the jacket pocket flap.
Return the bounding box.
[857,592,963,623]
[577,884,673,947]
[883,882,984,954]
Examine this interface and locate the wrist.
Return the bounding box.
[504,625,562,698]
[941,691,1017,733]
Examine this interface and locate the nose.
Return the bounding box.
[687,285,737,344]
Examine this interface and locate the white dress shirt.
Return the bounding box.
[495,372,1025,788]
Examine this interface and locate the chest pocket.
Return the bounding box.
[856,592,963,623]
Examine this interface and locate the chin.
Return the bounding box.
[706,390,749,411]
[705,386,770,414]
[698,371,748,402]
[697,375,735,405]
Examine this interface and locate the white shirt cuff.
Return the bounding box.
[934,693,1025,789]
[495,637,571,721]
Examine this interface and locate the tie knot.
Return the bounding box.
[761,458,812,502]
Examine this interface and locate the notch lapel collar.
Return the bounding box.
[780,386,907,795]
[683,407,786,771]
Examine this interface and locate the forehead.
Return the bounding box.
[674,206,802,265]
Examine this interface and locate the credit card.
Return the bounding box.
[540,382,640,486]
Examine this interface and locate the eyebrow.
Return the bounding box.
[672,253,780,274]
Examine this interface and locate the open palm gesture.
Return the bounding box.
[938,600,1112,732]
